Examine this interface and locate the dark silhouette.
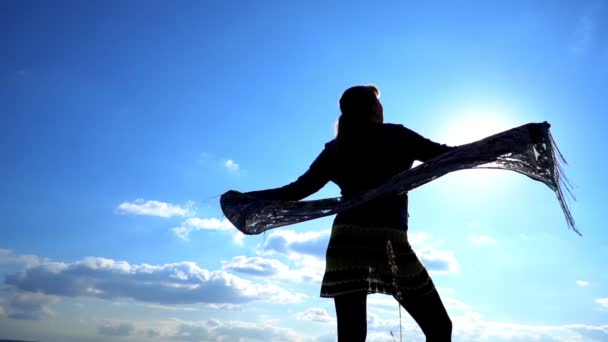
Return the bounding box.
[244,85,453,341]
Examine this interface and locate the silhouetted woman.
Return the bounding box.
[246,85,453,341]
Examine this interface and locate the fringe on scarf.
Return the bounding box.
[221,122,580,236]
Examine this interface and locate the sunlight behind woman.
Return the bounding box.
[431,106,521,200]
[437,106,515,146]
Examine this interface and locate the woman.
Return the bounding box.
[246,85,453,341]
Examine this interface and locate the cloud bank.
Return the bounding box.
[3,254,305,315]
[0,292,58,320]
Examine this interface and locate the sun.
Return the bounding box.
[436,106,516,146]
[429,105,521,196]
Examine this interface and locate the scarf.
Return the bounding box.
[220,122,579,236]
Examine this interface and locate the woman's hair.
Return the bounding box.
[336,85,381,144]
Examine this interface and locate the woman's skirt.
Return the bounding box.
[320,224,436,299]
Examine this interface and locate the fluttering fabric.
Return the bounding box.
[220,122,579,236]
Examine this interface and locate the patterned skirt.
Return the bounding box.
[320,224,435,299]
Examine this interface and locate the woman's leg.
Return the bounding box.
[334,291,367,342]
[398,289,452,341]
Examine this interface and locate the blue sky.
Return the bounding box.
[1,0,607,341]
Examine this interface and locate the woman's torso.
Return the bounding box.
[325,123,419,229]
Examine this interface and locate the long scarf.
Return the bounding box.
[220,122,579,236]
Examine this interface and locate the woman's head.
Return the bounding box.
[339,85,383,124]
[336,85,383,143]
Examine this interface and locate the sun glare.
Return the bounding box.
[431,106,520,198]
[437,107,516,146]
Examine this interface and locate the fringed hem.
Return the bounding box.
[319,224,436,299]
[548,130,580,235]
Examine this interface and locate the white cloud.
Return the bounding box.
[353,293,608,342]
[365,296,402,317]
[222,255,323,283]
[409,232,429,245]
[222,256,289,277]
[171,319,303,342]
[576,280,589,287]
[437,287,456,295]
[396,294,608,342]
[116,199,193,218]
[519,233,529,241]
[453,317,608,342]
[232,232,246,246]
[172,217,234,241]
[368,295,398,309]
[4,292,58,320]
[199,153,243,174]
[363,294,608,342]
[0,249,42,267]
[296,307,334,323]
[97,321,135,337]
[225,159,240,171]
[596,298,608,309]
[258,229,329,281]
[416,246,459,274]
[145,302,241,312]
[4,291,608,342]
[366,311,420,336]
[4,255,304,307]
[262,229,330,259]
[469,234,496,246]
[286,254,326,282]
[145,304,200,312]
[9,316,316,341]
[204,303,243,311]
[442,297,472,312]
